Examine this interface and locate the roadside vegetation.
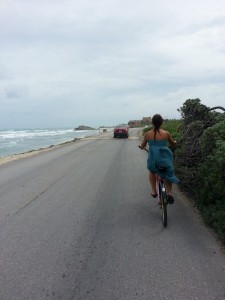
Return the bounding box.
[143,99,225,242]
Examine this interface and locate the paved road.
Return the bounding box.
[0,129,224,300]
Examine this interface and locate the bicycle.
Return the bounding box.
[138,146,168,227]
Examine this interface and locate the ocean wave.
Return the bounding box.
[0,128,99,157]
[0,129,74,140]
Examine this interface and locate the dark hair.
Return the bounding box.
[152,114,163,140]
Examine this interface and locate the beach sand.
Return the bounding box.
[0,138,80,166]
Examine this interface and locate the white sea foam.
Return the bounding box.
[0,129,74,139]
[0,128,99,157]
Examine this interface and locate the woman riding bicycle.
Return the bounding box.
[139,114,179,203]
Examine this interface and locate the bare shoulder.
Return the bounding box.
[159,129,167,133]
[164,130,171,136]
[145,129,154,139]
[159,129,169,137]
[144,129,151,136]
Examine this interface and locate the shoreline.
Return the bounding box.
[0,138,81,166]
[0,128,116,166]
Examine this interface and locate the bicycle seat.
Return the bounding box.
[156,165,167,172]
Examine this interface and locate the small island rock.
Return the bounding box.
[74,125,96,131]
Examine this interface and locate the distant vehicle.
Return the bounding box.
[114,126,129,138]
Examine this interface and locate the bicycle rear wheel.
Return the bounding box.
[159,182,167,227]
[161,196,167,227]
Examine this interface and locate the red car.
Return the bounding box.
[114,126,129,138]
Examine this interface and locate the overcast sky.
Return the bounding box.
[0,0,225,128]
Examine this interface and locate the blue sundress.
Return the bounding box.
[147,139,179,183]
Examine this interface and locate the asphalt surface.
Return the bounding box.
[0,128,224,300]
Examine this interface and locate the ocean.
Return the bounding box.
[0,128,100,158]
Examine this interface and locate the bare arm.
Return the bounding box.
[139,132,148,149]
[167,131,177,146]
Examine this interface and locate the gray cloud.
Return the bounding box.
[5,85,27,99]
[0,0,225,128]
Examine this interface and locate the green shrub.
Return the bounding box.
[196,126,225,241]
[175,98,225,242]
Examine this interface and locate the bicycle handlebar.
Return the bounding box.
[138,145,149,152]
